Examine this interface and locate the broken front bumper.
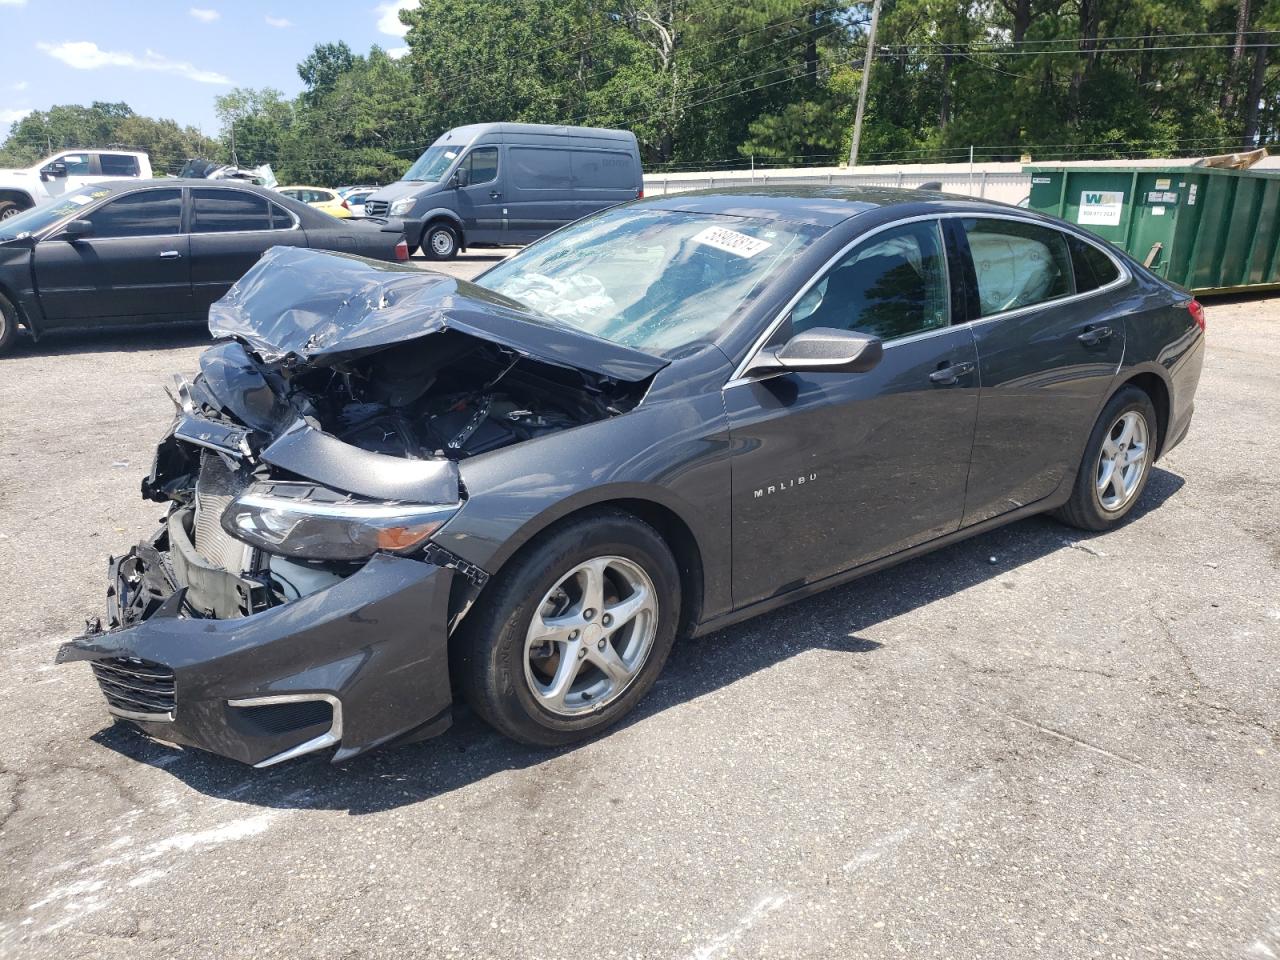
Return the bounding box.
[57,527,457,767]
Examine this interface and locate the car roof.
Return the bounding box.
[638,184,1023,228]
[278,185,334,193]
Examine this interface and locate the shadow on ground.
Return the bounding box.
[1,323,210,358]
[90,468,1185,814]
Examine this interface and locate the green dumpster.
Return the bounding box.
[1024,162,1280,295]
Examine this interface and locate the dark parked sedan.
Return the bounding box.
[60,186,1204,767]
[0,179,408,353]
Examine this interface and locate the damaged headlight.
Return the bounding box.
[389,197,417,217]
[221,482,459,561]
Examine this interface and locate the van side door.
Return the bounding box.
[453,146,503,243]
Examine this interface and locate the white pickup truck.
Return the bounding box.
[0,150,152,220]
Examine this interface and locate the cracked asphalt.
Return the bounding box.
[0,254,1277,959]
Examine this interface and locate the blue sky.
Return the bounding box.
[0,0,417,136]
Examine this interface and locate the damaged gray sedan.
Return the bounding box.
[60,188,1204,766]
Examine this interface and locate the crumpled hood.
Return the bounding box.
[208,246,667,383]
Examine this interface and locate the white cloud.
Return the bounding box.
[36,41,233,85]
[12,80,27,91]
[189,7,219,22]
[1,108,32,124]
[0,0,28,7]
[387,46,409,59]
[376,0,415,38]
[264,15,292,27]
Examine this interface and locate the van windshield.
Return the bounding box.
[477,205,822,354]
[402,145,461,182]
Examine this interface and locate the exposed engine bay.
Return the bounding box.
[284,332,642,461]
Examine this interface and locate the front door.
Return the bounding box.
[954,217,1128,525]
[454,146,504,243]
[33,187,190,324]
[725,220,980,607]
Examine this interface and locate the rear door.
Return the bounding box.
[453,146,503,242]
[956,216,1128,525]
[33,186,189,324]
[189,187,306,311]
[725,218,980,606]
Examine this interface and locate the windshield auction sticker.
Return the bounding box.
[692,226,772,258]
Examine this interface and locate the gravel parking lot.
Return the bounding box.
[0,259,1276,959]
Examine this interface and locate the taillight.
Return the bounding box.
[1188,299,1205,331]
[342,198,351,210]
[394,239,409,262]
[637,187,644,199]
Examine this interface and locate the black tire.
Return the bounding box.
[0,290,19,356]
[452,510,681,747]
[422,222,459,260]
[1053,386,1158,531]
[0,201,21,221]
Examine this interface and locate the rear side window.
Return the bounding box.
[269,202,296,229]
[100,154,141,177]
[961,218,1072,316]
[465,147,498,185]
[572,150,636,189]
[792,220,950,341]
[192,189,271,232]
[1068,235,1121,291]
[510,147,571,189]
[86,189,182,238]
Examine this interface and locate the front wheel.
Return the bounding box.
[453,511,681,746]
[1053,386,1157,530]
[0,291,19,355]
[422,222,459,260]
[0,201,22,221]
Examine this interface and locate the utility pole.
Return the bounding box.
[848,0,883,168]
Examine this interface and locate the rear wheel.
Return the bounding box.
[453,511,680,746]
[1053,386,1157,530]
[0,201,21,221]
[423,222,459,260]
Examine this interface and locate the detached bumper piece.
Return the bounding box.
[59,529,458,767]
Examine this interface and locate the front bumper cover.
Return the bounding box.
[58,532,457,767]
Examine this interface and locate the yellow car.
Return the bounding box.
[277,186,353,218]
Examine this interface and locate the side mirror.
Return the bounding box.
[747,327,883,376]
[61,219,93,240]
[450,167,469,188]
[41,160,68,181]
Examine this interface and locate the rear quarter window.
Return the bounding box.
[510,147,571,190]
[571,150,637,190]
[1068,235,1122,291]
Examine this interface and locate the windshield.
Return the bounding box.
[0,187,112,239]
[402,144,461,182]
[477,206,821,353]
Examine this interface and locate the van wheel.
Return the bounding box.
[423,222,459,260]
[0,201,22,221]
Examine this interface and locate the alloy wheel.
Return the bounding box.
[523,556,659,717]
[1095,410,1150,512]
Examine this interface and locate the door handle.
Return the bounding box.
[158,250,182,260]
[929,360,974,385]
[488,190,502,199]
[1077,324,1113,345]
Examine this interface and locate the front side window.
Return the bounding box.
[479,206,821,354]
[962,218,1072,316]
[465,147,499,185]
[100,154,141,177]
[86,189,182,238]
[58,154,92,176]
[1068,235,1122,292]
[192,189,271,233]
[792,221,950,341]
